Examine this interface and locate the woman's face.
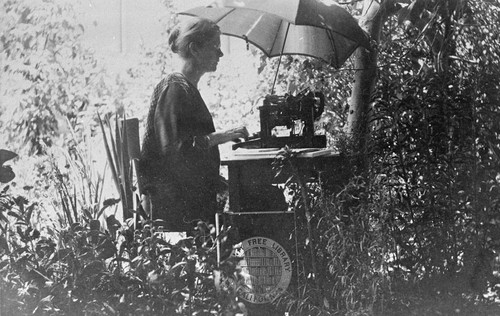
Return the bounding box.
[195,35,223,73]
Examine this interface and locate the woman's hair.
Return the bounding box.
[168,18,220,58]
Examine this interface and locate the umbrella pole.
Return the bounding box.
[271,23,290,95]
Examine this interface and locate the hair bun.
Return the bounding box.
[168,18,220,58]
[168,27,180,53]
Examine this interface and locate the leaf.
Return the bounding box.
[53,248,72,262]
[171,261,187,271]
[0,165,15,183]
[82,207,93,221]
[0,235,9,253]
[70,222,83,231]
[26,203,37,223]
[147,270,161,284]
[98,113,120,198]
[97,238,116,260]
[29,228,40,240]
[111,256,130,263]
[89,219,100,231]
[0,149,17,166]
[81,260,105,277]
[103,198,120,207]
[7,210,23,221]
[323,297,330,309]
[102,302,115,314]
[106,215,121,238]
[35,294,52,308]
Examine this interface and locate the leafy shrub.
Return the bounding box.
[270,149,391,316]
[0,193,243,315]
[372,0,500,288]
[0,148,244,315]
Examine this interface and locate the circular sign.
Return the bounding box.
[233,237,292,304]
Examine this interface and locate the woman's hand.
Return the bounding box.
[206,126,249,147]
[228,126,249,140]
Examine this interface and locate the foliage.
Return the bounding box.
[372,0,500,279]
[258,55,356,148]
[121,0,179,125]
[264,1,500,315]
[0,172,244,315]
[0,148,243,316]
[47,144,115,227]
[0,0,135,228]
[0,0,120,155]
[359,0,500,312]
[98,113,138,221]
[0,149,18,184]
[270,149,390,316]
[1,0,500,315]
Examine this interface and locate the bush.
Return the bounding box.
[0,162,244,315]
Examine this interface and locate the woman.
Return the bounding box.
[140,18,248,232]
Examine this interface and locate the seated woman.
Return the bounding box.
[139,17,248,232]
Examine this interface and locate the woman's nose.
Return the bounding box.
[218,49,224,57]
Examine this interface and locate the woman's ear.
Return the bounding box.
[188,42,200,58]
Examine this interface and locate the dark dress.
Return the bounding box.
[139,73,220,232]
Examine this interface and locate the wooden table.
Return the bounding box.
[217,149,344,313]
[221,148,343,214]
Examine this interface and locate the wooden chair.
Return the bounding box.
[120,118,151,226]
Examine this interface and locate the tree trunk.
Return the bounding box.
[345,0,397,167]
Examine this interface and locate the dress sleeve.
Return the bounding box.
[154,82,208,159]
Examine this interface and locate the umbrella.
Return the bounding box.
[179,0,370,69]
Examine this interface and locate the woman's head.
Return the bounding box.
[168,18,222,59]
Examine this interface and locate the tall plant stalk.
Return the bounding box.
[98,113,137,221]
[273,148,324,303]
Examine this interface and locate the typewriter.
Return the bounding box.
[234,89,326,149]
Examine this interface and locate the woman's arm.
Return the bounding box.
[206,126,249,147]
[155,82,249,151]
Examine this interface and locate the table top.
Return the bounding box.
[221,148,340,163]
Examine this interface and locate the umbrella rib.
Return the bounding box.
[244,14,264,37]
[326,29,338,67]
[214,7,236,23]
[271,23,290,95]
[270,20,284,54]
